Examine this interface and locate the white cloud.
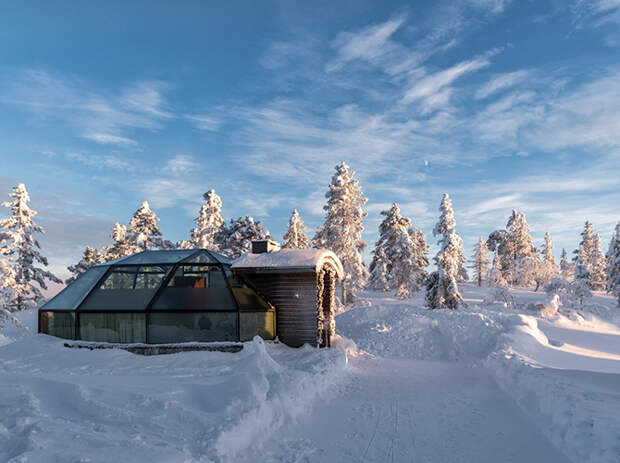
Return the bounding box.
[66,152,132,170]
[0,70,174,146]
[401,55,492,105]
[572,0,620,27]
[185,114,221,131]
[82,133,137,145]
[164,154,200,174]
[475,70,529,99]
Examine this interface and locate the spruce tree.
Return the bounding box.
[369,203,426,299]
[101,222,135,261]
[219,216,271,259]
[313,162,368,300]
[66,246,102,284]
[128,201,172,251]
[0,184,61,311]
[560,248,573,280]
[282,209,310,249]
[425,194,464,309]
[471,236,490,286]
[189,189,225,249]
[590,234,608,291]
[607,222,620,306]
[367,245,390,291]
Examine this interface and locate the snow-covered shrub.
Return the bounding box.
[483,285,515,309]
[545,277,592,310]
[525,294,561,318]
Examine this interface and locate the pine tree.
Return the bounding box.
[282,209,310,249]
[368,204,426,298]
[313,162,368,300]
[367,246,390,291]
[219,216,271,259]
[188,189,225,249]
[0,184,61,311]
[541,232,555,265]
[487,210,538,286]
[128,201,172,251]
[488,253,507,287]
[607,222,620,306]
[471,236,490,286]
[409,226,430,272]
[66,246,102,284]
[560,248,573,280]
[590,234,608,291]
[101,222,135,261]
[425,194,464,309]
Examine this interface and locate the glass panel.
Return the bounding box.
[225,269,272,311]
[79,313,146,343]
[40,311,75,339]
[120,250,196,265]
[79,265,170,311]
[240,312,275,341]
[41,266,108,310]
[181,251,216,264]
[151,266,236,310]
[148,312,237,343]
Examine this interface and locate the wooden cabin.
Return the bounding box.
[232,241,344,347]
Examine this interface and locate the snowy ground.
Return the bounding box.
[1,285,619,462]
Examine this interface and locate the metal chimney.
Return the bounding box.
[251,239,280,254]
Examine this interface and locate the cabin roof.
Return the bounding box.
[232,248,344,279]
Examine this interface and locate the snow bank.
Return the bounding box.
[339,284,620,463]
[0,311,347,462]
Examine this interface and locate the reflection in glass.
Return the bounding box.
[40,311,75,339]
[148,312,237,343]
[79,313,146,343]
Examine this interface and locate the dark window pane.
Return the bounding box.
[80,265,170,311]
[79,313,145,343]
[148,312,237,343]
[240,312,275,341]
[42,266,108,310]
[40,311,74,339]
[224,269,272,311]
[151,266,236,310]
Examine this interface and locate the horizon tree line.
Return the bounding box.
[1,164,620,312]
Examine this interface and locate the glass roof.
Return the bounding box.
[40,249,272,313]
[42,266,108,310]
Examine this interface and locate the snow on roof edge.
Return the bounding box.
[232,248,344,279]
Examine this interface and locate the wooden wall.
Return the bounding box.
[240,272,318,347]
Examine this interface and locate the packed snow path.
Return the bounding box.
[255,355,570,463]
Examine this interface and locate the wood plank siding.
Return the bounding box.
[239,272,318,347]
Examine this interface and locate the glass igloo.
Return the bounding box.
[38,249,275,344]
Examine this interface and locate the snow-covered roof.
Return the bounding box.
[232,249,344,279]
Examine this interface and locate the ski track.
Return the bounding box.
[252,355,571,463]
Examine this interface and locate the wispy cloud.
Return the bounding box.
[401,54,492,105]
[475,70,529,99]
[66,152,132,170]
[0,69,174,146]
[184,114,221,131]
[572,0,620,27]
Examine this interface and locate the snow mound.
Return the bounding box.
[0,311,347,462]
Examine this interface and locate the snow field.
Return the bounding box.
[337,284,620,463]
[0,311,347,463]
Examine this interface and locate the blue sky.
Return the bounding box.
[1,0,620,286]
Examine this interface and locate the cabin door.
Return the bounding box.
[319,269,334,348]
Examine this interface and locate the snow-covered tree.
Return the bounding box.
[367,245,390,291]
[425,194,464,309]
[313,162,368,300]
[101,222,135,261]
[607,222,620,306]
[470,236,490,286]
[487,210,538,286]
[66,246,102,284]
[219,216,271,259]
[368,203,426,297]
[488,253,508,287]
[0,184,61,311]
[559,248,573,280]
[590,234,608,291]
[282,209,310,249]
[541,232,555,265]
[128,201,173,251]
[188,189,225,250]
